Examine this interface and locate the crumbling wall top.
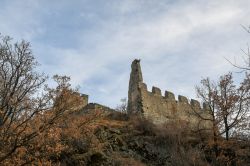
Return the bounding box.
[178,95,188,103]
[138,82,209,110]
[152,86,161,96]
[165,91,175,100]
[191,99,201,109]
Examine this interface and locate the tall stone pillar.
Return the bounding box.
[127,59,143,114]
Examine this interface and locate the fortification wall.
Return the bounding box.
[80,94,89,108]
[84,103,113,112]
[127,59,213,132]
[138,82,212,130]
[70,92,89,110]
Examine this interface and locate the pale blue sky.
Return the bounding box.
[0,0,249,107]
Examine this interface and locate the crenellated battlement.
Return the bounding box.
[152,86,162,96]
[138,82,208,111]
[191,99,201,109]
[165,90,175,101]
[128,59,213,130]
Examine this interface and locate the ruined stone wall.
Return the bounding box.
[128,59,212,131]
[83,103,114,112]
[139,83,212,130]
[70,92,89,111]
[79,94,89,109]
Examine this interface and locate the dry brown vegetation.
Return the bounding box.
[129,116,250,166]
[0,35,249,165]
[0,35,97,165]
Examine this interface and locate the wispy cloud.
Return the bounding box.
[0,0,249,107]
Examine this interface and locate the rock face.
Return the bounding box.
[127,59,212,131]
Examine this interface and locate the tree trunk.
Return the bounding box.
[224,118,229,141]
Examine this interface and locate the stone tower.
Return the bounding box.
[127,59,143,114]
[127,59,213,132]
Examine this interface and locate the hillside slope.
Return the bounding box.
[54,110,250,166]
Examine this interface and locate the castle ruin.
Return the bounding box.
[127,59,212,130]
[75,59,212,131]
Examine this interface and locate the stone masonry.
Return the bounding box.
[127,59,212,131]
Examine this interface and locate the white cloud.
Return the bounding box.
[0,0,249,107]
[0,0,44,40]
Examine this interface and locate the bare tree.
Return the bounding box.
[226,45,250,72]
[116,98,127,113]
[242,24,250,34]
[226,25,250,71]
[195,78,219,143]
[0,35,79,163]
[0,35,47,161]
[196,72,250,141]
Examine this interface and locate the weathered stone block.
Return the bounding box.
[165,91,175,100]
[178,95,188,103]
[81,93,89,102]
[203,103,210,110]
[191,99,201,108]
[139,83,147,90]
[152,86,161,96]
